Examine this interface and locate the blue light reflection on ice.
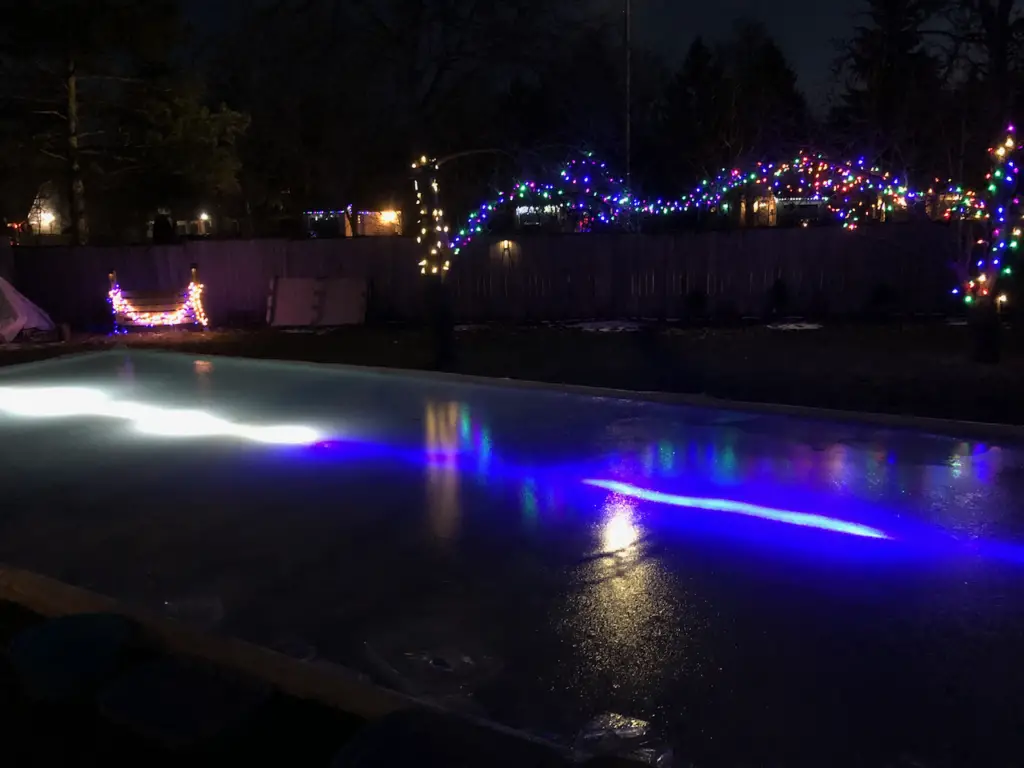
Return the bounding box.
[169,354,1024,565]
[6,355,1023,563]
[583,479,890,539]
[309,432,1024,564]
[269,393,1022,562]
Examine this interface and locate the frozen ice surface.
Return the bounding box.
[1,349,1023,766]
[575,712,673,766]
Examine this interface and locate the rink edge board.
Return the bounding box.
[120,348,1024,443]
[0,563,413,719]
[0,563,572,757]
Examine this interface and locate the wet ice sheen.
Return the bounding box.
[0,349,1022,766]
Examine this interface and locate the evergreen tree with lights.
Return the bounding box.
[962,123,1020,362]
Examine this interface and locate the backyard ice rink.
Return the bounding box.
[1,350,1022,765]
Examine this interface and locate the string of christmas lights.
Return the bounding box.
[955,124,1018,307]
[107,268,208,331]
[442,152,985,255]
[411,155,451,277]
[674,154,912,233]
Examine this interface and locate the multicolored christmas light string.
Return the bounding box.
[444,152,974,255]
[955,124,1019,307]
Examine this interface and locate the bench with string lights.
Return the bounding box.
[107,264,209,333]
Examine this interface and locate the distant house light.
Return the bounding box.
[199,212,210,222]
[40,211,55,226]
[515,204,559,216]
[305,208,402,236]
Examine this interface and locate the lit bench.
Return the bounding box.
[107,264,208,332]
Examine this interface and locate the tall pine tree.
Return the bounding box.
[831,0,944,180]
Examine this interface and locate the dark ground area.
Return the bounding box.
[3,321,1022,425]
[0,602,576,767]
[0,602,360,767]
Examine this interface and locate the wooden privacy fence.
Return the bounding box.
[11,224,961,329]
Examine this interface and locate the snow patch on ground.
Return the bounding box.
[766,322,823,331]
[566,321,643,333]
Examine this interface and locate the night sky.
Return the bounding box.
[192,0,866,109]
[626,0,863,109]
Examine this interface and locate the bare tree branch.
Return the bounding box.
[78,74,145,84]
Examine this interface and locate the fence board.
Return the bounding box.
[11,224,960,329]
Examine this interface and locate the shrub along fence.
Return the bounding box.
[11,223,961,329]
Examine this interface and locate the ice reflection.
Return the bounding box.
[520,477,539,526]
[0,385,318,444]
[602,498,639,553]
[424,400,461,543]
[582,417,1020,543]
[476,426,493,481]
[595,423,1005,500]
[565,492,684,688]
[118,357,135,382]
[586,479,889,539]
[947,442,1001,484]
[657,439,673,471]
[194,359,213,403]
[412,398,1016,551]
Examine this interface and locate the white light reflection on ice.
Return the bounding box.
[0,387,110,417]
[564,492,682,689]
[424,400,461,542]
[602,499,639,553]
[0,386,319,445]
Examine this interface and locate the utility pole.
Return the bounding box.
[625,0,631,197]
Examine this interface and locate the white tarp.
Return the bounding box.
[0,277,55,342]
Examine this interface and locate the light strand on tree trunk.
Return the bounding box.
[411,155,451,277]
